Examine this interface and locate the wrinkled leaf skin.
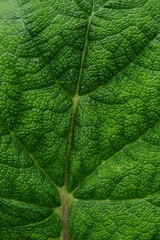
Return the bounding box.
[0,0,160,240]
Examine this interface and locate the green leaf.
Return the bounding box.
[0,0,160,240]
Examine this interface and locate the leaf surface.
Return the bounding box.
[0,0,160,239]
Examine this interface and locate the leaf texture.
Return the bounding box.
[0,0,160,240]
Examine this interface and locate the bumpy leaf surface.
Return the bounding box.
[0,0,160,240]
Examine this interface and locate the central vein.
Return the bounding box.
[60,4,94,240]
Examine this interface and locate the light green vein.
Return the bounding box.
[9,129,59,192]
[0,119,60,195]
[64,0,95,191]
[61,1,95,239]
[2,212,55,229]
[73,120,160,193]
[0,196,53,210]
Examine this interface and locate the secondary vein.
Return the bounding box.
[0,119,60,194]
[9,130,59,191]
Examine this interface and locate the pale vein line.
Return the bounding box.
[64,3,95,188]
[76,190,160,203]
[0,119,60,194]
[9,129,59,191]
[61,2,95,240]
[73,120,160,192]
[2,212,55,229]
[75,8,95,96]
[0,196,53,210]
